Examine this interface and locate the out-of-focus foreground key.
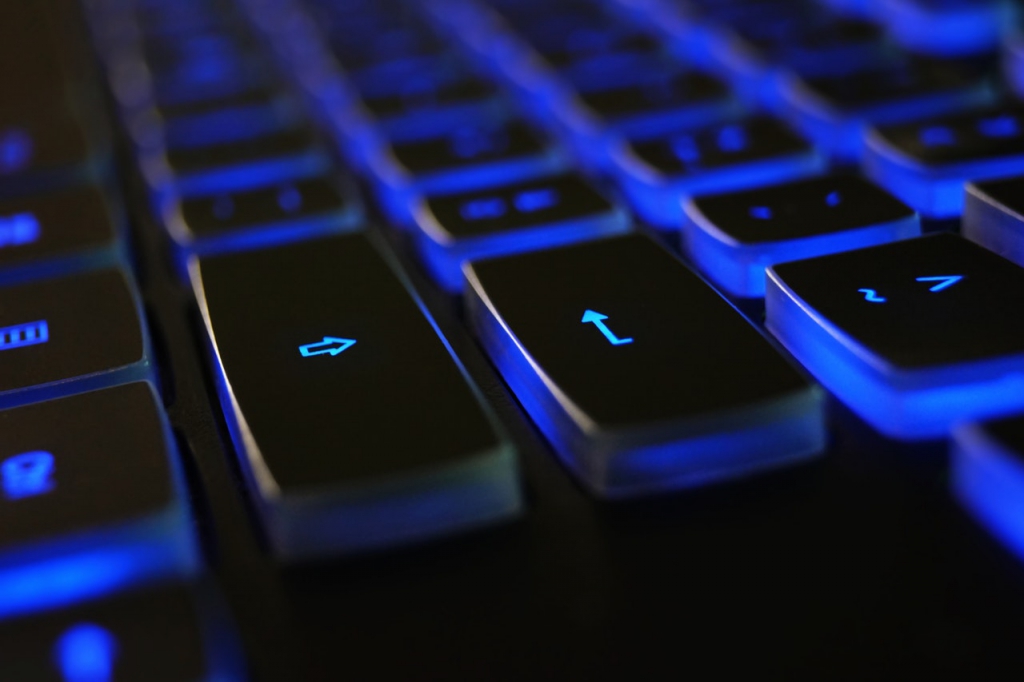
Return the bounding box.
[192,234,522,560]
[465,234,825,498]
[0,384,198,620]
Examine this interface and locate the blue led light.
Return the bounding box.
[0,213,41,248]
[671,136,701,164]
[858,288,887,303]
[978,115,1019,138]
[55,623,118,682]
[581,309,634,346]
[916,275,962,292]
[514,187,559,213]
[0,320,49,351]
[766,270,1024,439]
[826,191,842,207]
[749,206,773,220]
[298,336,356,357]
[1,451,55,500]
[716,124,748,152]
[0,128,32,174]
[277,186,303,213]
[919,126,956,147]
[461,197,507,221]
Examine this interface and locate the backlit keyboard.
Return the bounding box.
[4,0,1024,678]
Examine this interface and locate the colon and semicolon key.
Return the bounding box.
[766,234,1024,439]
[191,233,522,559]
[464,234,826,498]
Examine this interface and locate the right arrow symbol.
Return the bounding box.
[581,310,634,346]
[299,336,357,357]
[916,275,963,292]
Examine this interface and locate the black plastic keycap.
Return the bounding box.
[465,234,825,498]
[573,71,731,125]
[0,104,94,192]
[386,121,550,177]
[766,234,1024,438]
[0,383,198,619]
[0,185,119,277]
[359,76,499,120]
[0,585,235,680]
[0,269,148,408]
[963,176,1024,266]
[193,233,522,559]
[869,106,1024,167]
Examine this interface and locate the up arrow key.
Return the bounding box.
[299,336,357,357]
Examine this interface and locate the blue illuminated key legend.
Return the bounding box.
[0,320,49,351]
[55,623,118,682]
[298,336,357,357]
[582,310,633,346]
[0,212,41,248]
[1,450,55,500]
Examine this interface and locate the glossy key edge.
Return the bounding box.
[465,241,826,499]
[0,383,201,621]
[766,250,1024,439]
[962,180,1024,268]
[189,237,523,560]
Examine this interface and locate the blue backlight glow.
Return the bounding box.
[858,288,887,303]
[461,197,507,221]
[298,336,356,357]
[916,275,962,292]
[0,320,49,351]
[0,213,41,248]
[766,269,1024,439]
[0,128,32,174]
[2,451,55,500]
[514,187,559,213]
[55,623,118,682]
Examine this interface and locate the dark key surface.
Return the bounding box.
[165,128,322,177]
[359,76,499,119]
[425,173,618,238]
[691,175,915,244]
[194,233,520,557]
[0,585,216,681]
[980,414,1024,461]
[0,105,93,188]
[0,383,177,549]
[769,234,1024,369]
[466,234,822,496]
[387,121,549,176]
[0,185,118,273]
[177,176,352,239]
[574,71,731,121]
[627,117,812,176]
[0,269,146,405]
[869,106,1024,165]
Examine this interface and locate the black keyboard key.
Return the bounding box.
[880,0,1011,56]
[613,117,824,228]
[963,176,1024,266]
[193,234,522,559]
[0,269,150,409]
[0,584,242,680]
[683,175,919,297]
[145,127,331,197]
[779,59,994,160]
[952,412,1024,563]
[411,173,630,291]
[465,234,825,498]
[0,103,99,195]
[165,175,361,257]
[0,383,197,619]
[368,120,565,224]
[0,185,121,281]
[354,74,504,138]
[766,234,1024,439]
[864,107,1024,219]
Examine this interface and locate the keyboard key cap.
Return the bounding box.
[0,185,122,282]
[411,173,630,291]
[683,175,919,297]
[0,269,150,409]
[877,0,1013,56]
[766,234,1024,439]
[0,384,198,619]
[192,233,522,559]
[864,107,1024,218]
[778,59,994,160]
[465,234,825,498]
[0,584,243,679]
[144,127,331,198]
[164,175,361,258]
[963,176,1024,266]
[0,103,101,195]
[612,117,824,228]
[953,413,1024,563]
[367,120,566,225]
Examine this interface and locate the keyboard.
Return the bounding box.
[4,0,1024,678]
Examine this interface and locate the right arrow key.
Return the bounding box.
[466,234,825,498]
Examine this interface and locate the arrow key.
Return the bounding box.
[466,234,825,498]
[767,233,1024,439]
